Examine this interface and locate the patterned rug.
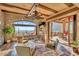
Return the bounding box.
[33,40,59,56]
[34,41,73,56]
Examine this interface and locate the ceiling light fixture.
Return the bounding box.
[27,3,44,23]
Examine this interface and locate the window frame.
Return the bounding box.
[13,21,37,36]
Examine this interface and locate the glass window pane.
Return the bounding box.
[70,22,73,33]
[14,21,36,36]
[52,22,62,32]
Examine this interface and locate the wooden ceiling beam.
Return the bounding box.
[64,3,74,7]
[38,12,50,16]
[38,4,58,13]
[47,6,79,21]
[28,3,50,17]
[51,17,73,23]
[2,3,30,11]
[53,20,63,23]
[28,3,36,16]
[0,4,28,15]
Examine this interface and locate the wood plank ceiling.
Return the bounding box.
[0,3,78,23]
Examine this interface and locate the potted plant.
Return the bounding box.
[3,26,14,42]
[72,40,79,54]
[3,26,14,34]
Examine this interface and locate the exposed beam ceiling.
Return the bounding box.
[47,6,79,21]
[0,3,49,16]
[28,3,49,17]
[0,3,78,23]
[64,3,74,7]
[0,4,28,15]
[38,4,58,13]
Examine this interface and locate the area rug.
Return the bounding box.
[34,44,52,56]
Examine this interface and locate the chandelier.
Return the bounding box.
[27,3,44,23]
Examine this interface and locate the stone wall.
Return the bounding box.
[3,12,27,41]
[2,12,40,42]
